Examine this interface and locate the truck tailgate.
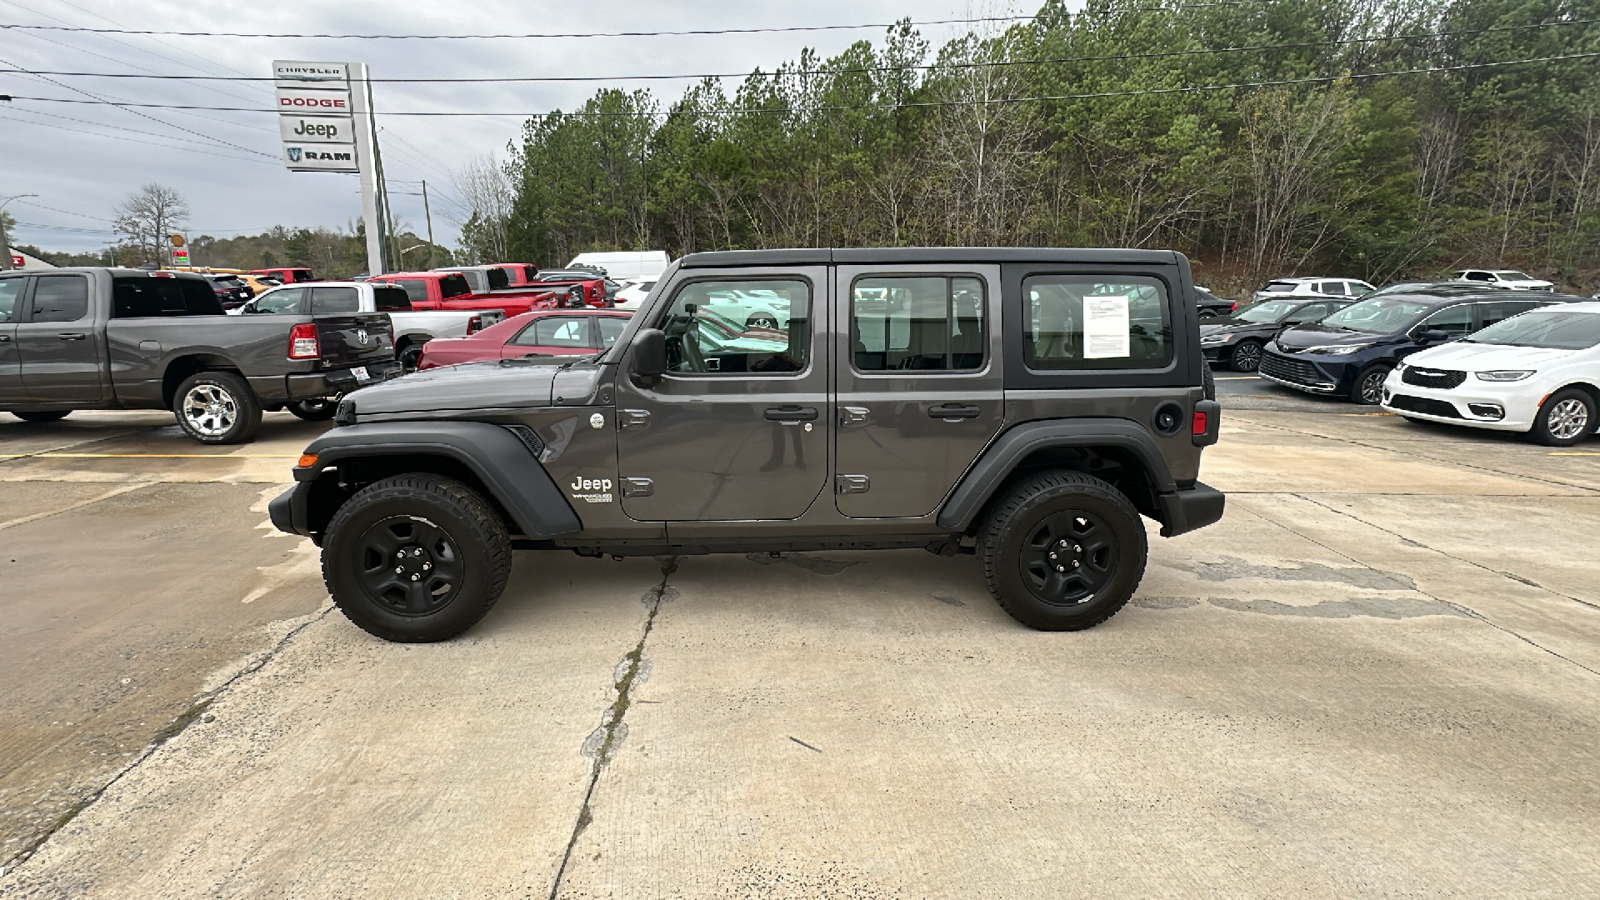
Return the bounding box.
[316,313,394,366]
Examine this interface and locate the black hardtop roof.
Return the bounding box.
[678,247,1183,268]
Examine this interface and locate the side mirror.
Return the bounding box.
[630,328,668,386]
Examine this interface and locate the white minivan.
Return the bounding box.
[1381,301,1600,445]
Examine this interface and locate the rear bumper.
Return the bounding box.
[1156,482,1226,537]
[256,360,404,401]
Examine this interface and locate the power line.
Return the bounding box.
[7,50,1597,118]
[0,55,277,158]
[0,108,282,165]
[9,18,1590,85]
[12,197,112,222]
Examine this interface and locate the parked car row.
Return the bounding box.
[1217,281,1597,446]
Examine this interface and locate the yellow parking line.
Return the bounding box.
[1549,451,1600,456]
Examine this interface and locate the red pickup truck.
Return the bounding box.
[487,263,610,308]
[369,271,561,317]
[250,267,317,284]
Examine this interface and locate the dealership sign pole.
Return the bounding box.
[272,60,386,276]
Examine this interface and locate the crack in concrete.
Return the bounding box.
[1240,503,1600,679]
[548,557,677,900]
[1,604,336,873]
[1292,494,1600,615]
[0,482,158,533]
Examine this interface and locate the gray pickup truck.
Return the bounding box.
[0,268,401,443]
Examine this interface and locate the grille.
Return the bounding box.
[1260,353,1322,386]
[1401,366,1467,390]
[1388,394,1462,419]
[503,425,546,458]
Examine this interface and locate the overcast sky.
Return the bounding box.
[0,0,1027,257]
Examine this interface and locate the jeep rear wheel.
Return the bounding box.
[979,471,1147,631]
[322,475,512,642]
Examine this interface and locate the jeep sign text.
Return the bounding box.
[278,116,354,144]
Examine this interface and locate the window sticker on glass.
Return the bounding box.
[1083,294,1131,359]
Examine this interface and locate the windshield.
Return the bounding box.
[1320,296,1431,333]
[1237,301,1296,324]
[1468,310,1600,350]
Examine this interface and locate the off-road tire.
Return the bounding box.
[12,410,71,423]
[1531,388,1597,447]
[978,471,1148,631]
[1201,363,1216,401]
[172,371,262,444]
[1229,339,1264,373]
[1350,364,1391,405]
[322,474,512,642]
[287,399,338,421]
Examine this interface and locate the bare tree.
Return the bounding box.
[450,155,514,264]
[113,183,189,266]
[1241,86,1357,279]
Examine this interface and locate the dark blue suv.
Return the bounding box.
[1258,287,1577,404]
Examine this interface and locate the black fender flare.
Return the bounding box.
[280,421,580,539]
[936,419,1179,532]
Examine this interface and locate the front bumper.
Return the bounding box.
[1156,482,1226,537]
[1379,370,1535,432]
[1257,349,1355,395]
[268,484,306,536]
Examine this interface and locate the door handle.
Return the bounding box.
[58,333,87,341]
[927,404,981,420]
[764,406,818,423]
[0,334,10,343]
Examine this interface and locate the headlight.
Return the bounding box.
[1200,333,1232,345]
[1305,344,1370,356]
[1474,370,1535,382]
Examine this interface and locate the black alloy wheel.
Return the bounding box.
[1229,339,1263,373]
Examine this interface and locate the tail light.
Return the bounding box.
[1230,301,1239,312]
[1192,410,1209,435]
[288,323,320,359]
[467,315,485,334]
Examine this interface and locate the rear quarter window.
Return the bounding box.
[1024,275,1173,371]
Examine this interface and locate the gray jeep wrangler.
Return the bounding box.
[270,248,1224,642]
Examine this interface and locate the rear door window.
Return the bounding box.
[487,268,510,291]
[1024,275,1172,370]
[1420,304,1473,335]
[1478,301,1540,328]
[254,287,306,315]
[310,286,360,315]
[112,276,221,317]
[512,316,591,349]
[596,316,628,348]
[30,275,90,323]
[439,275,471,299]
[372,286,413,312]
[851,275,985,372]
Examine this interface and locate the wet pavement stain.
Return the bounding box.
[1188,556,1417,591]
[744,553,861,576]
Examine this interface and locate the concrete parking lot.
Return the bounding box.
[2,381,1598,898]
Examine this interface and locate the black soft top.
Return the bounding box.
[678,247,1183,268]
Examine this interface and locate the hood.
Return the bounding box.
[1275,323,1386,350]
[1403,341,1576,370]
[343,359,558,417]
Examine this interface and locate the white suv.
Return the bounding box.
[1453,269,1554,291]
[1251,277,1375,305]
[1381,301,1600,445]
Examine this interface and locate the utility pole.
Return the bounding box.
[422,180,435,255]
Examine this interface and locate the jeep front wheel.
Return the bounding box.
[979,471,1147,631]
[322,475,512,642]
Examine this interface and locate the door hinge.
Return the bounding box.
[839,406,869,427]
[836,474,870,495]
[621,477,654,498]
[619,409,651,429]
